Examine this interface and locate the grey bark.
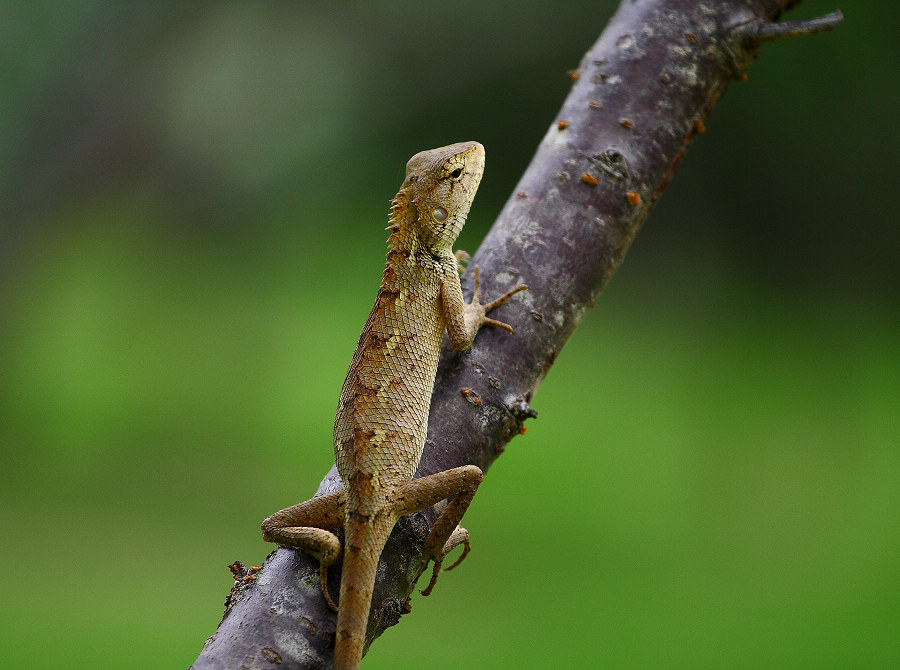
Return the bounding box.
[190,1,840,668]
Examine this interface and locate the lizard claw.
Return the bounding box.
[420,524,472,596]
[479,317,515,334]
[483,283,529,312]
[469,265,529,333]
[320,563,338,612]
[420,561,442,596]
[455,249,471,274]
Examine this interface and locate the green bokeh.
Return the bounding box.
[2,3,897,668]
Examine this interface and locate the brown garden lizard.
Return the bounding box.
[262,141,528,669]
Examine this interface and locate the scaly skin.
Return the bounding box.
[262,141,527,669]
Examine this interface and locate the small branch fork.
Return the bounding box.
[735,10,843,45]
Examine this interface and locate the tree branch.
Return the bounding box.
[735,9,843,45]
[190,1,840,668]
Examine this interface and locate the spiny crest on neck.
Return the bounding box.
[385,187,417,252]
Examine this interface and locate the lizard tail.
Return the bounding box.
[333,513,396,670]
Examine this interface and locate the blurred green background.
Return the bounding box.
[1,2,897,668]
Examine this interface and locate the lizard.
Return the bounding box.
[261,141,528,670]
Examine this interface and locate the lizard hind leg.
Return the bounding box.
[419,524,471,596]
[393,464,484,596]
[261,490,346,611]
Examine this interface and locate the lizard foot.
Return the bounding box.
[320,562,338,612]
[469,265,529,333]
[419,525,471,596]
[420,561,443,597]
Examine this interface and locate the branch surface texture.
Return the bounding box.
[191,1,839,667]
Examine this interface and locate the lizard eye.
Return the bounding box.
[449,167,463,180]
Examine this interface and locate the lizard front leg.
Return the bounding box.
[443,265,529,349]
[261,490,345,611]
[393,464,484,596]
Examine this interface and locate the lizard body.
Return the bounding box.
[262,141,528,669]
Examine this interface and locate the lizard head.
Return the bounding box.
[388,141,485,256]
